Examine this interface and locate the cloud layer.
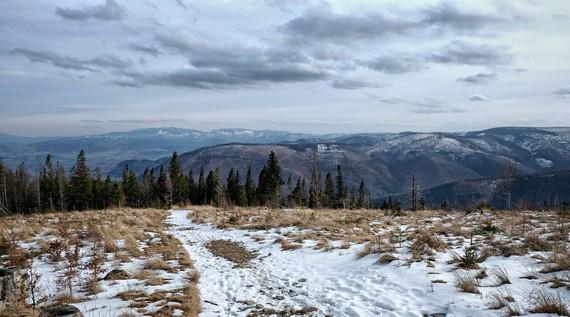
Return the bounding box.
[1,0,569,135]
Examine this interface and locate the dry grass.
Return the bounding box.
[376,253,397,264]
[275,237,303,251]
[145,258,173,271]
[357,237,395,259]
[0,208,201,317]
[0,302,39,317]
[205,239,256,266]
[454,271,480,294]
[491,266,511,286]
[528,289,570,316]
[117,290,147,301]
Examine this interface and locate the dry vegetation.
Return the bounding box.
[0,208,201,317]
[188,205,570,316]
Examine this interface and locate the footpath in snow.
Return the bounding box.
[166,210,502,317]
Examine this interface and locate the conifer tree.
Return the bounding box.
[308,169,321,209]
[55,165,66,211]
[141,168,155,208]
[168,152,185,204]
[69,150,92,211]
[357,179,369,209]
[187,170,196,204]
[92,168,105,210]
[258,152,283,207]
[0,159,7,211]
[197,166,206,204]
[205,169,221,206]
[324,173,335,208]
[335,165,347,208]
[244,167,256,206]
[122,165,139,207]
[39,154,57,211]
[157,166,169,206]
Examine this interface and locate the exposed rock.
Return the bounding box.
[103,269,130,280]
[38,305,83,317]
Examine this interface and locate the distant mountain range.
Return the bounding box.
[109,126,570,204]
[0,128,320,172]
[2,126,570,207]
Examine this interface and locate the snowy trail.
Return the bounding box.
[166,210,498,317]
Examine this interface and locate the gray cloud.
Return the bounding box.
[282,2,506,43]
[364,54,425,74]
[11,48,132,72]
[55,0,125,21]
[115,65,327,89]
[420,2,504,31]
[116,34,326,89]
[409,98,467,114]
[128,43,161,57]
[457,72,497,84]
[552,86,570,97]
[428,41,511,66]
[282,8,414,42]
[331,79,381,90]
[469,94,488,102]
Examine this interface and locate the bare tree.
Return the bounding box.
[409,174,420,211]
[499,159,519,210]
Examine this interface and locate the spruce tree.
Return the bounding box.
[308,169,321,209]
[335,165,347,208]
[55,165,66,211]
[226,168,236,204]
[92,168,105,210]
[122,165,139,207]
[324,173,335,208]
[187,170,196,204]
[69,150,92,211]
[205,169,221,206]
[0,159,7,211]
[168,152,185,204]
[259,151,283,207]
[357,179,369,209]
[197,166,206,204]
[39,154,57,211]
[289,177,304,207]
[157,166,169,206]
[244,167,256,206]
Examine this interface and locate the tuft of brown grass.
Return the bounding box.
[376,254,397,264]
[357,237,394,259]
[0,302,39,317]
[454,271,480,294]
[181,282,202,316]
[145,276,167,286]
[275,237,303,251]
[116,290,147,301]
[525,234,554,252]
[528,289,569,316]
[491,266,511,286]
[145,258,173,271]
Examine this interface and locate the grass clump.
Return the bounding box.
[528,289,569,316]
[454,271,480,294]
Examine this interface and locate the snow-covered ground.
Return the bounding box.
[9,209,568,316]
[166,210,565,317]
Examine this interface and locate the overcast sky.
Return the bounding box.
[1,0,569,136]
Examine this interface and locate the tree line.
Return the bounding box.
[0,150,372,214]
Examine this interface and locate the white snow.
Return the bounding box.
[17,210,568,316]
[535,158,553,168]
[165,210,563,317]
